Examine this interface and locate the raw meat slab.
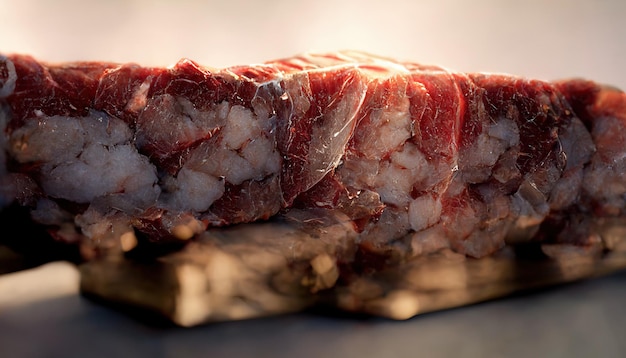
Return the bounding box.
[2,51,626,325]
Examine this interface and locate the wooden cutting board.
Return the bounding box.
[76,211,626,327]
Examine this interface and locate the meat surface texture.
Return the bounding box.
[1,51,625,260]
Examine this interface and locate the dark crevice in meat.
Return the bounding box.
[0,203,82,265]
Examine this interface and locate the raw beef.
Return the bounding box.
[1,51,625,261]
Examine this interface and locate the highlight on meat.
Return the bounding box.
[1,51,625,260]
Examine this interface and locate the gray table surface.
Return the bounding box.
[1,261,625,358]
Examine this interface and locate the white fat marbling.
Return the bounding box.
[9,113,159,208]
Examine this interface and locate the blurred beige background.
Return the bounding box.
[1,0,625,89]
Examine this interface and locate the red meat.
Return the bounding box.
[1,51,624,259]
